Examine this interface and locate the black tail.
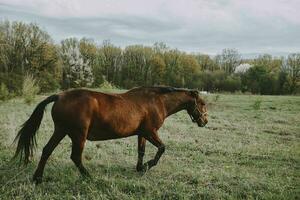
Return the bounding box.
[13,94,59,164]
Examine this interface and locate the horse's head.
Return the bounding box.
[187,90,208,127]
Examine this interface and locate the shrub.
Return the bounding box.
[99,79,117,90]
[220,76,241,92]
[0,73,23,95]
[252,98,262,110]
[198,70,227,92]
[0,83,10,101]
[22,74,40,104]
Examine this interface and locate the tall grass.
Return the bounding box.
[0,83,10,101]
[214,94,221,102]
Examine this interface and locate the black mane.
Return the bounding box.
[128,86,188,94]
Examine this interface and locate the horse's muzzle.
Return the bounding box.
[198,122,207,127]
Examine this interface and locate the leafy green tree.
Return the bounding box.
[283,53,300,93]
[149,54,166,85]
[79,38,98,86]
[121,45,153,87]
[79,38,97,66]
[276,71,289,94]
[252,54,282,73]
[163,49,182,87]
[221,75,241,92]
[0,20,60,92]
[194,54,217,71]
[242,65,277,94]
[97,40,122,85]
[178,54,200,87]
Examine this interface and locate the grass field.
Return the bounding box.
[0,91,299,199]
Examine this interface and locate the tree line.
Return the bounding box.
[0,21,299,97]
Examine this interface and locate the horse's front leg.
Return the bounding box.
[136,135,146,171]
[143,132,165,170]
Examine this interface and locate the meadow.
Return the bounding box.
[0,91,299,199]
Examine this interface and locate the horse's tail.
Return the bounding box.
[13,94,59,165]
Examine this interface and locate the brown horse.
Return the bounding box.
[13,86,208,183]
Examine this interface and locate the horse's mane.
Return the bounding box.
[127,86,188,95]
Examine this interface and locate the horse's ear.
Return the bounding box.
[189,90,199,98]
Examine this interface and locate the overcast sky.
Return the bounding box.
[0,0,300,55]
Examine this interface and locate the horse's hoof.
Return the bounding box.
[142,163,149,172]
[81,172,92,179]
[32,176,42,184]
[136,164,148,173]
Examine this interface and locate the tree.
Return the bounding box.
[163,49,182,87]
[253,54,282,73]
[241,65,276,94]
[61,38,93,88]
[0,20,60,92]
[194,54,217,71]
[79,38,97,66]
[282,53,300,93]
[149,54,166,85]
[97,40,122,85]
[79,38,98,86]
[217,49,241,74]
[277,71,289,94]
[178,54,200,87]
[121,45,153,87]
[153,42,168,54]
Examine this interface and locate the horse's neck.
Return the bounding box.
[162,92,190,117]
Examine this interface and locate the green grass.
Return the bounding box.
[0,92,299,199]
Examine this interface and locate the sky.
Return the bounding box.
[0,0,300,56]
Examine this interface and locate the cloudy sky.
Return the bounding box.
[0,0,300,55]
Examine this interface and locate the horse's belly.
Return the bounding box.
[86,125,138,141]
[87,110,143,141]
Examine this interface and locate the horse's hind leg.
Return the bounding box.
[33,126,66,183]
[136,135,146,172]
[69,129,90,177]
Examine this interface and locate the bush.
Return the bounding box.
[252,98,262,110]
[0,83,10,101]
[198,70,227,91]
[0,73,24,95]
[219,75,241,92]
[197,71,241,93]
[99,79,118,90]
[22,74,40,104]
